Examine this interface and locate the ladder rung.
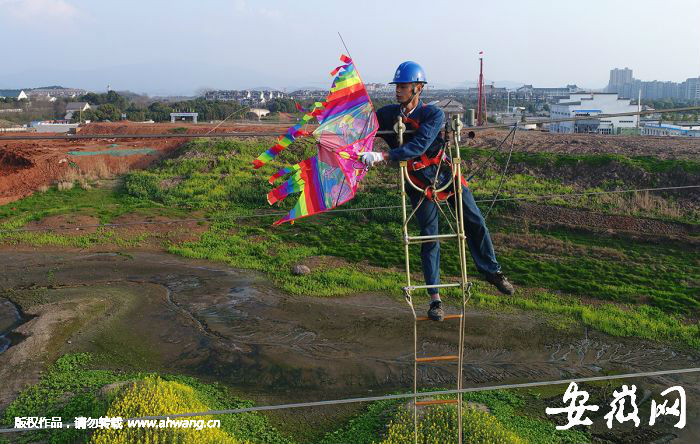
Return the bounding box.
[416,355,459,363]
[404,283,461,291]
[407,234,458,241]
[416,314,463,321]
[415,399,458,406]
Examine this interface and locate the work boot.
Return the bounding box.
[485,271,515,295]
[427,300,444,321]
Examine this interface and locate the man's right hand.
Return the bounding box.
[359,151,386,167]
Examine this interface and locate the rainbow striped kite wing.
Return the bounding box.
[252,102,323,169]
[267,155,353,225]
[256,54,378,225]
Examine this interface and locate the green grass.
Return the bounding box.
[1,353,291,444]
[321,390,589,444]
[470,289,699,349]
[462,147,700,175]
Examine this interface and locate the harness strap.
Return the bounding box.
[407,149,445,171]
[408,168,469,203]
[399,105,468,202]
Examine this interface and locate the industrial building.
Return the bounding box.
[640,123,700,137]
[515,84,582,101]
[549,93,638,135]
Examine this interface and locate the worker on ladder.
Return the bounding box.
[360,61,514,321]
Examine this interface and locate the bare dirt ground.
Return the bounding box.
[507,203,700,242]
[0,121,291,205]
[471,129,700,161]
[0,249,698,442]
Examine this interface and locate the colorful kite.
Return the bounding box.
[253,54,378,225]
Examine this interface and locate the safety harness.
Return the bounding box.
[402,115,468,202]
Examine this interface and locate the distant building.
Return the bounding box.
[432,98,465,118]
[365,83,392,94]
[640,123,700,137]
[64,102,91,120]
[30,120,79,133]
[289,89,326,100]
[681,77,700,101]
[608,68,633,90]
[607,67,700,101]
[549,93,638,135]
[515,84,581,102]
[26,87,86,101]
[203,89,285,105]
[0,89,28,100]
[247,108,270,120]
[466,84,508,99]
[170,111,198,123]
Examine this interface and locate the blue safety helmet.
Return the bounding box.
[390,61,427,84]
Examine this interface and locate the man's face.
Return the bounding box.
[395,83,421,104]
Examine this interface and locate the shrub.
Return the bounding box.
[91,376,240,444]
[381,405,526,444]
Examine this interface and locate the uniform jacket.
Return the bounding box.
[375,101,449,187]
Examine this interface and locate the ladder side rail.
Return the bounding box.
[396,116,419,444]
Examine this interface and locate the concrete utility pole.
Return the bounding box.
[637,89,641,130]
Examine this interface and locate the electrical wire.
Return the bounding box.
[1,366,698,433]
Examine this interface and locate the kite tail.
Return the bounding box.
[267,172,303,205]
[252,102,325,169]
[268,164,301,185]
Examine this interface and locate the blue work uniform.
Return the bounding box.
[375,101,501,294]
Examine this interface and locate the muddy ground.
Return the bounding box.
[0,248,698,442]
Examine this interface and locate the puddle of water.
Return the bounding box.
[0,297,23,354]
[196,287,259,323]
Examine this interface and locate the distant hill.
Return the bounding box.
[33,85,68,89]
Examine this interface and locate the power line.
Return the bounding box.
[1,366,698,433]
[2,106,698,141]
[1,185,697,234]
[0,131,283,141]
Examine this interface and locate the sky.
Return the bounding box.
[1,0,698,95]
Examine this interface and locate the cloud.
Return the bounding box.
[0,0,81,24]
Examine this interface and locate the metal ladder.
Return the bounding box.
[396,114,471,444]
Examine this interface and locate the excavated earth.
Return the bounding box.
[0,122,290,205]
[0,249,698,442]
[472,129,700,161]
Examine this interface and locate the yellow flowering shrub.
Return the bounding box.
[381,405,526,444]
[90,376,241,444]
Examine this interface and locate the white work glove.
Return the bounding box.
[359,151,386,167]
